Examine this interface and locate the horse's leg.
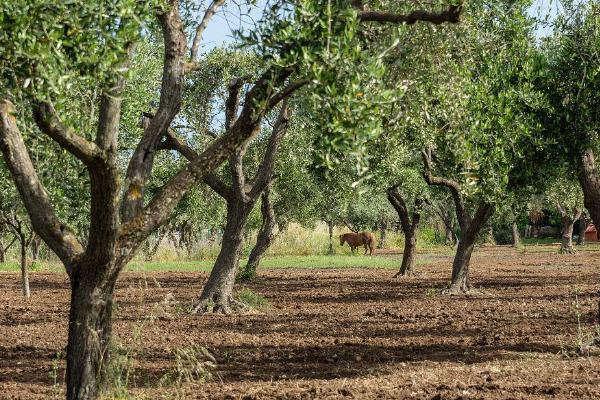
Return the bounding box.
[363,244,368,255]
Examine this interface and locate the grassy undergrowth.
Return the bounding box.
[2,243,600,273]
[0,254,405,273]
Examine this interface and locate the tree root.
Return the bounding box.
[392,270,417,278]
[442,286,487,297]
[559,246,577,254]
[192,294,248,315]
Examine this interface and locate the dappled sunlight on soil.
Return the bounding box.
[0,246,599,399]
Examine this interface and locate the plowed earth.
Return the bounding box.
[1,246,599,399]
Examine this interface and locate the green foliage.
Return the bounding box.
[245,0,391,173]
[542,1,600,158]
[0,0,162,101]
[235,288,270,309]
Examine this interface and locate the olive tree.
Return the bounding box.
[543,2,600,230]
[0,1,464,397]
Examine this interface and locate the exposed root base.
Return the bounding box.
[559,246,577,254]
[192,294,248,315]
[392,270,416,278]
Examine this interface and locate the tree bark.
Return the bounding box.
[448,235,476,293]
[328,220,335,255]
[194,202,250,313]
[445,203,493,294]
[387,187,421,277]
[144,228,166,261]
[398,231,417,276]
[511,222,520,248]
[238,188,277,282]
[19,233,30,298]
[377,220,387,249]
[66,266,117,400]
[421,147,494,294]
[557,203,581,254]
[485,225,495,245]
[192,103,290,313]
[560,217,576,254]
[576,213,587,246]
[30,234,41,260]
[578,149,600,229]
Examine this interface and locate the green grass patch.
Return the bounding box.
[126,260,213,272]
[235,288,270,309]
[126,255,401,272]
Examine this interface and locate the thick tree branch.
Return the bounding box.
[122,2,188,222]
[464,202,494,238]
[387,186,411,234]
[343,220,359,233]
[249,101,290,198]
[0,100,84,269]
[268,79,308,109]
[356,3,463,25]
[421,147,468,229]
[226,78,244,130]
[32,102,102,165]
[158,130,232,199]
[117,67,292,260]
[189,0,226,64]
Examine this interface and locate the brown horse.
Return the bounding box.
[339,232,375,255]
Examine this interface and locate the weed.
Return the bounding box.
[235,288,270,310]
[29,261,44,272]
[569,290,600,357]
[49,351,64,399]
[160,345,217,388]
[424,288,437,297]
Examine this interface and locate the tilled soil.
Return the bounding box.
[1,246,599,399]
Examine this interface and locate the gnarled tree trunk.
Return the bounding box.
[387,187,421,277]
[327,220,335,255]
[422,147,494,294]
[19,232,30,298]
[194,201,251,313]
[66,266,118,400]
[238,187,277,282]
[511,221,520,248]
[445,203,493,294]
[557,203,581,254]
[193,102,290,313]
[578,149,600,229]
[576,213,587,246]
[30,234,41,260]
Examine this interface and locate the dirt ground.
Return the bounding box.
[1,246,599,399]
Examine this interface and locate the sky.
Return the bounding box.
[199,0,567,52]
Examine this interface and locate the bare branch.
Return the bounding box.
[268,79,309,109]
[249,101,290,198]
[421,147,469,229]
[189,0,226,63]
[387,186,411,234]
[342,220,359,233]
[226,78,244,130]
[122,3,188,222]
[32,102,102,165]
[357,4,463,25]
[117,67,292,258]
[0,100,84,269]
[158,130,232,199]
